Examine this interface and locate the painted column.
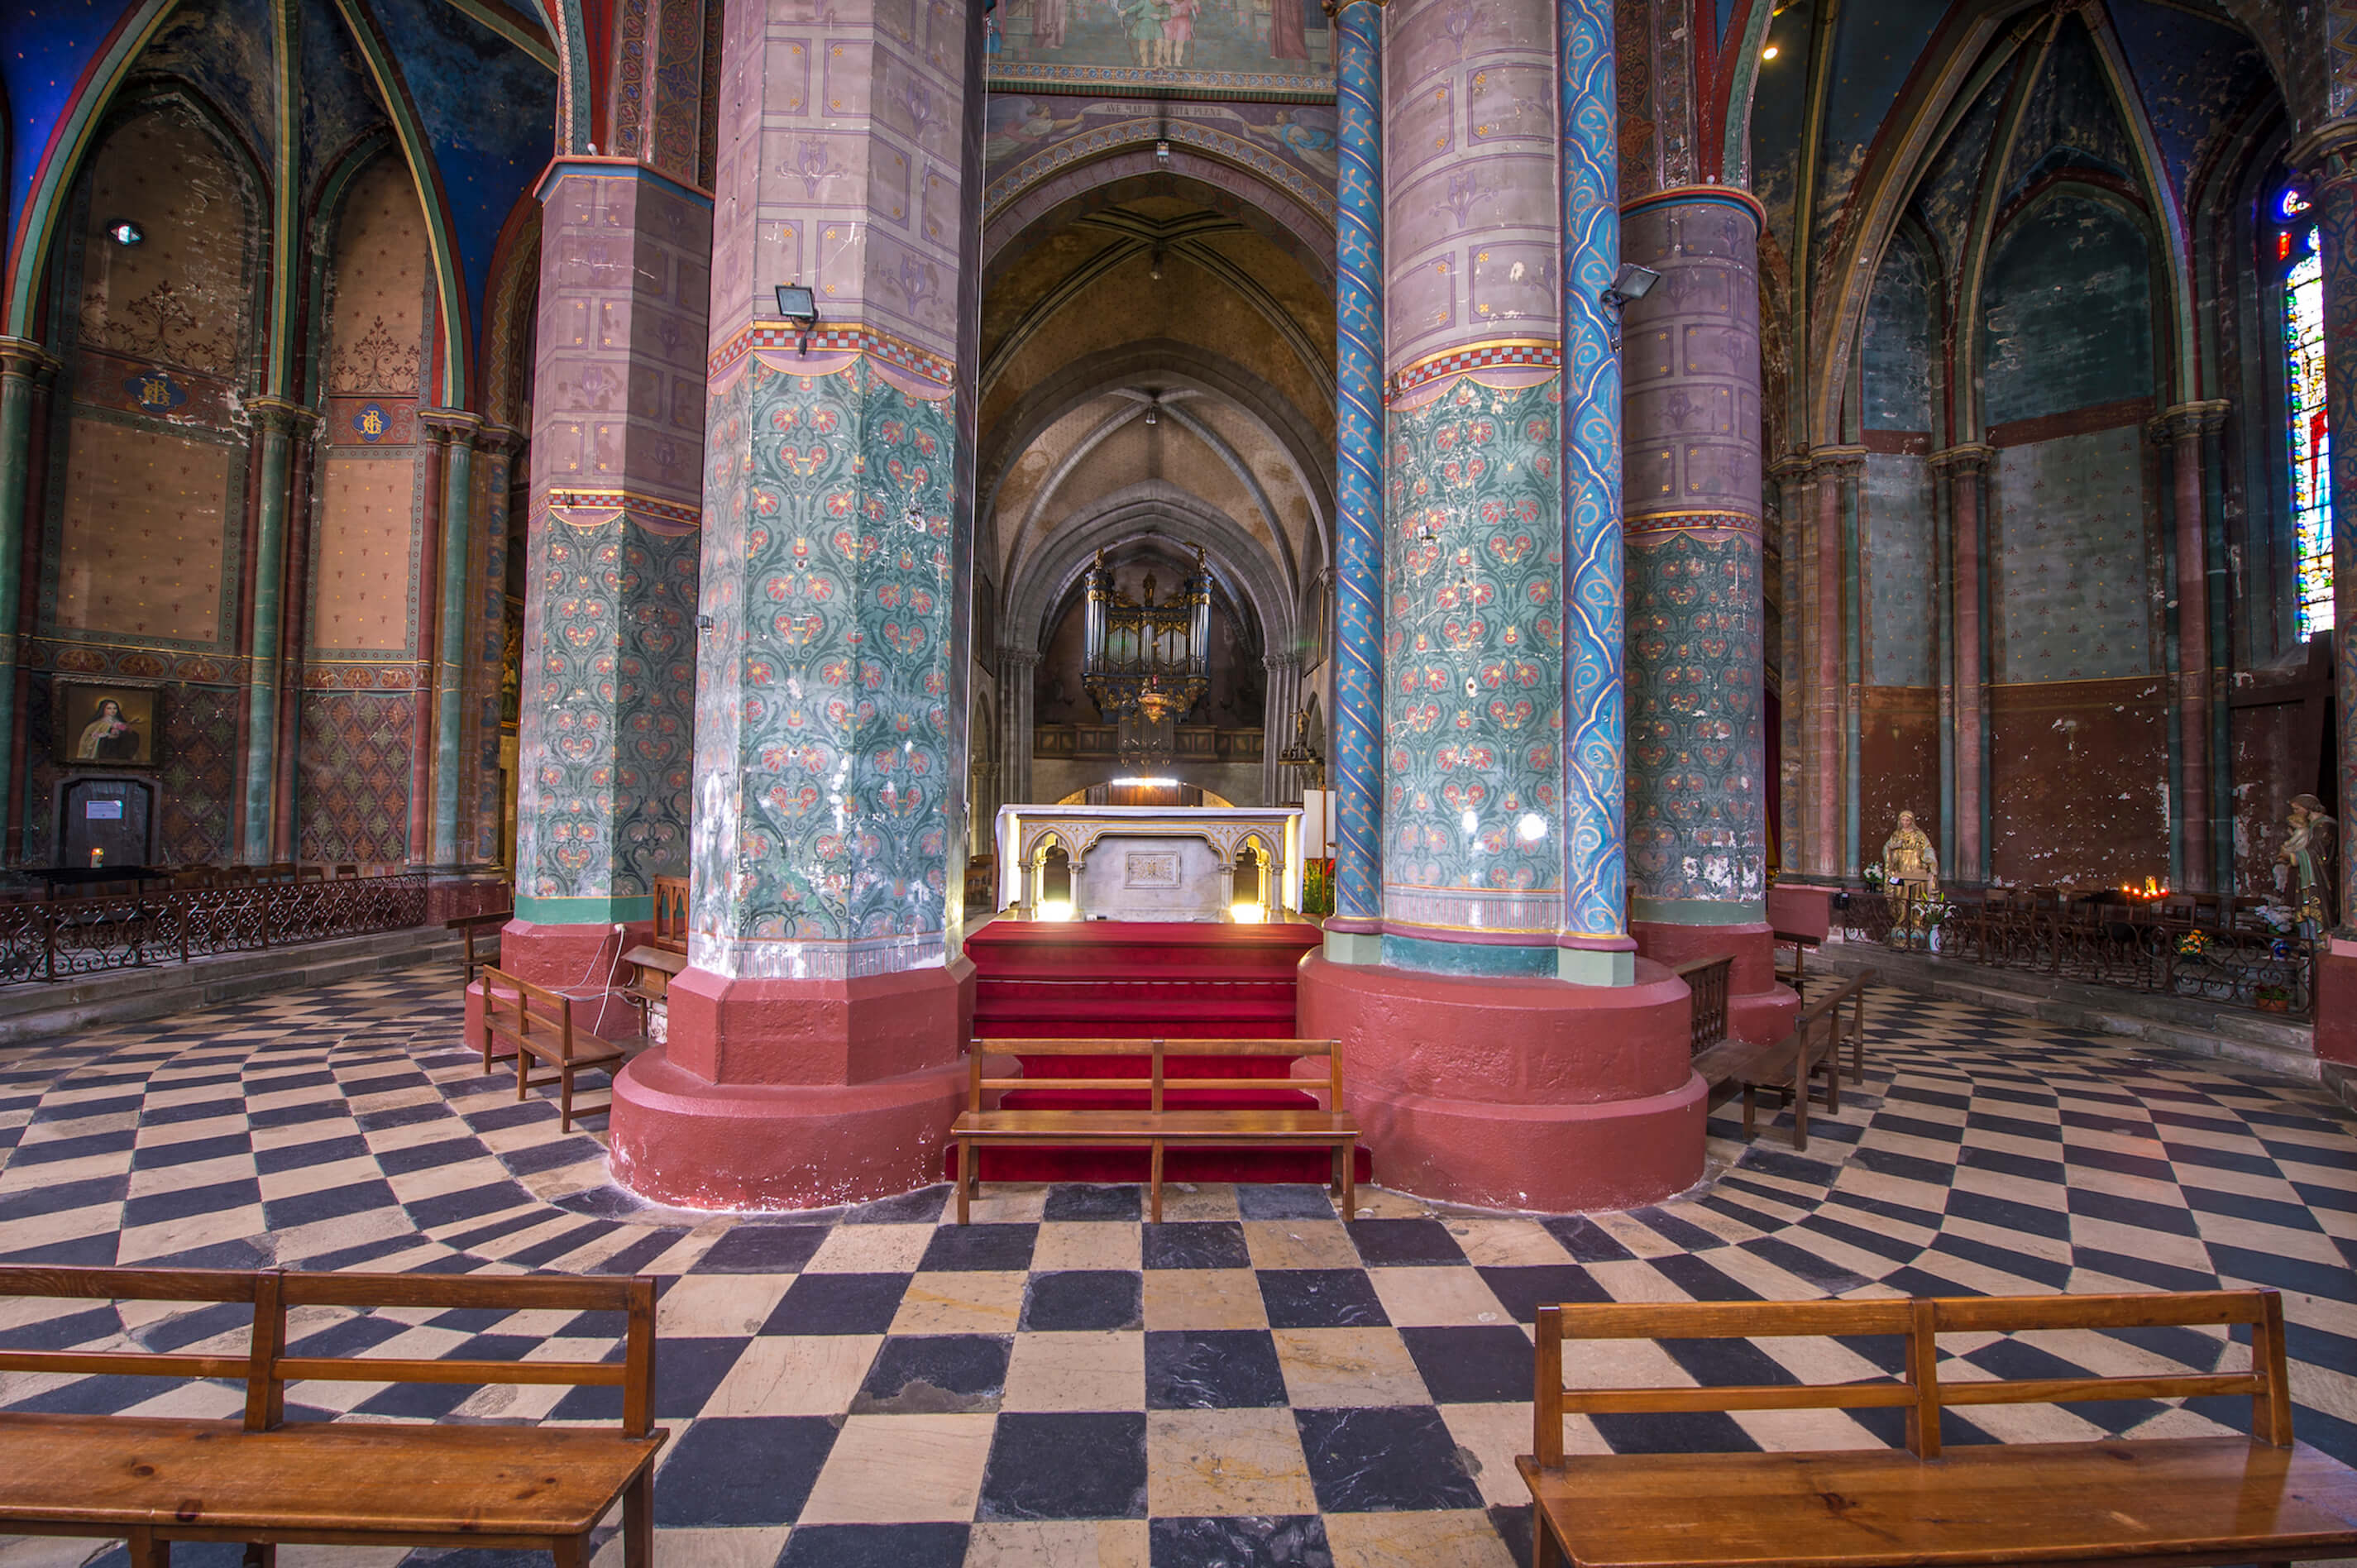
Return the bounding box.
[0,339,43,859]
[1769,455,1811,877]
[2149,400,2230,894]
[1262,651,1299,805]
[1805,448,1864,877]
[269,407,320,862]
[239,397,308,863]
[998,647,1039,804]
[1298,0,1703,1214]
[1929,444,1994,886]
[2294,120,2357,1069]
[500,160,711,994]
[419,409,483,868]
[1619,187,1790,1040]
[471,424,526,867]
[1327,0,1385,958]
[609,0,988,1210]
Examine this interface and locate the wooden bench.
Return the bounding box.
[447,907,511,984]
[619,944,686,1040]
[950,1037,1358,1224]
[1690,978,1860,1151]
[1521,1288,2357,1568]
[479,965,633,1132]
[0,1264,663,1567]
[651,875,689,954]
[1671,955,1733,1055]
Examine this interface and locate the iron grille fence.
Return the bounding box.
[0,874,430,987]
[1839,891,2316,1020]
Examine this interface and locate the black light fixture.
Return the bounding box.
[1598,262,1661,351]
[106,219,143,247]
[775,283,819,356]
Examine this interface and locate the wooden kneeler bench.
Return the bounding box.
[0,1265,664,1567]
[1521,1288,2357,1567]
[951,1037,1358,1223]
[479,965,636,1132]
[1690,977,1862,1151]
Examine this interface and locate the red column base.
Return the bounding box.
[1631,920,1800,1044]
[1297,954,1706,1212]
[606,959,975,1211]
[460,918,646,1042]
[2318,941,2357,1068]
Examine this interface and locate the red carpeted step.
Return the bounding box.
[958,917,1364,1187]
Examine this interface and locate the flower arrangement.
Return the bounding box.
[2177,930,2207,959]
[1862,863,1886,891]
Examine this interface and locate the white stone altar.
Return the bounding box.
[993,805,1304,920]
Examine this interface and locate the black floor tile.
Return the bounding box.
[1294,1405,1483,1512]
[1149,1515,1331,1566]
[653,1415,839,1526]
[1146,1329,1288,1408]
[765,1273,912,1335]
[1398,1324,1534,1403]
[1021,1269,1143,1331]
[979,1411,1148,1519]
[1235,1184,1336,1221]
[1346,1218,1466,1266]
[919,1223,1039,1273]
[695,1223,830,1274]
[1258,1269,1387,1328]
[780,1523,969,1567]
[1143,1221,1251,1269]
[854,1333,1011,1414]
[1044,1183,1143,1221]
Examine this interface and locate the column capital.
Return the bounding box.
[417,408,485,444]
[1262,651,1301,674]
[1806,445,1869,480]
[1928,442,1996,476]
[0,337,59,380]
[1767,453,1815,482]
[242,395,317,433]
[2146,399,2230,446]
[997,644,1042,670]
[2289,118,2357,186]
[476,421,527,457]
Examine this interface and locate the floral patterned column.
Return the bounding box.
[1326,0,1385,960]
[1618,187,1789,1038]
[501,160,710,992]
[2294,119,2357,1070]
[609,0,987,1210]
[1299,0,1704,1215]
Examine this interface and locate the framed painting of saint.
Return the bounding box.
[55,680,161,768]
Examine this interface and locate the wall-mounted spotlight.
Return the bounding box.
[775,283,820,356]
[1760,43,1780,60]
[106,220,144,247]
[1598,262,1661,351]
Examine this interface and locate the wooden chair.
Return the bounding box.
[478,967,630,1132]
[1522,1288,2357,1568]
[0,1264,663,1566]
[652,876,689,954]
[1690,978,1858,1151]
[447,907,513,984]
[951,1037,1358,1224]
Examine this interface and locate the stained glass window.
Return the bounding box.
[2282,190,2334,640]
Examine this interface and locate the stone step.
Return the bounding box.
[0,925,469,1046]
[1807,943,2321,1084]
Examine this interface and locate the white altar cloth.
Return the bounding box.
[994,805,1304,919]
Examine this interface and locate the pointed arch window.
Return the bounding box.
[2278,184,2333,639]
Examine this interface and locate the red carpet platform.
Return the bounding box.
[950,919,1370,1188]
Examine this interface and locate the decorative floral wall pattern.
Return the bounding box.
[297,691,417,864]
[690,356,962,978]
[1381,374,1565,936]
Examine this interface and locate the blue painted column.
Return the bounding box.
[1327,0,1385,963]
[424,411,480,866]
[1556,0,1633,985]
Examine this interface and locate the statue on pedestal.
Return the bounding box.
[2276,793,2340,934]
[1882,810,1939,938]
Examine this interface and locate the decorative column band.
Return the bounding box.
[1624,509,1762,538]
[1556,0,1630,962]
[1620,185,1767,227]
[1330,0,1384,929]
[708,320,956,385]
[1927,443,1995,473]
[1389,339,1561,402]
[2144,399,2230,444]
[533,155,716,208]
[543,488,704,533]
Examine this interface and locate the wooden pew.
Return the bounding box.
[652,876,689,954]
[447,906,512,984]
[1521,1288,2357,1568]
[478,965,631,1132]
[1689,978,1859,1151]
[0,1264,664,1567]
[1670,955,1733,1056]
[951,1037,1358,1224]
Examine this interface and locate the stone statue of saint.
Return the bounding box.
[2277,793,2340,933]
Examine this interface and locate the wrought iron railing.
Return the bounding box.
[1838,892,2316,1019]
[0,874,430,987]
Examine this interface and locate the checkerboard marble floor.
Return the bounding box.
[1,968,2354,1567]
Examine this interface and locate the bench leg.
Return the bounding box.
[551,1534,587,1568]
[559,1064,576,1134]
[624,1463,653,1568]
[517,1046,530,1102]
[1741,1086,1756,1139]
[241,1546,275,1568]
[1340,1140,1355,1219]
[955,1140,973,1225]
[1791,1070,1810,1152]
[127,1530,168,1568]
[1149,1140,1164,1225]
[1532,1502,1568,1568]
